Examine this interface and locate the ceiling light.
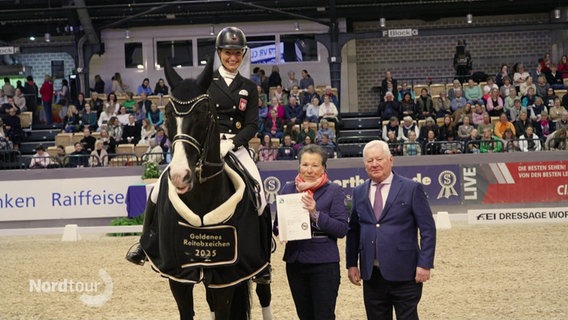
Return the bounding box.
[44,33,51,42]
[125,30,130,39]
[209,25,215,36]
[29,36,36,41]
[294,21,300,31]
[380,18,386,28]
[554,8,561,19]
[466,13,473,24]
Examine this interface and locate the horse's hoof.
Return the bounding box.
[125,243,147,266]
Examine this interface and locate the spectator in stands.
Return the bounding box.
[140,118,156,145]
[268,96,285,122]
[89,139,108,167]
[317,133,336,157]
[471,104,485,127]
[548,98,565,122]
[546,128,567,150]
[535,111,555,141]
[535,75,550,98]
[530,63,545,82]
[111,72,128,95]
[63,104,80,133]
[90,92,104,117]
[39,75,54,125]
[56,79,71,106]
[501,128,519,152]
[22,75,39,123]
[437,114,456,142]
[513,110,533,138]
[493,113,516,139]
[382,116,400,141]
[147,103,163,127]
[121,114,142,145]
[264,108,284,139]
[384,129,402,156]
[0,118,13,151]
[277,134,297,160]
[100,129,117,155]
[3,107,22,150]
[477,113,494,136]
[81,103,98,132]
[258,134,277,162]
[440,131,462,154]
[464,79,484,106]
[495,64,509,88]
[68,142,89,167]
[116,106,130,125]
[521,87,537,109]
[557,55,568,79]
[259,69,269,97]
[257,85,268,109]
[302,85,320,109]
[513,64,530,91]
[91,75,105,94]
[75,92,86,112]
[136,78,153,96]
[299,69,315,90]
[289,85,302,104]
[500,76,514,100]
[155,127,170,157]
[416,88,434,119]
[422,129,439,155]
[97,105,114,131]
[305,96,320,124]
[447,79,462,101]
[257,103,268,137]
[153,78,169,95]
[285,96,304,127]
[482,77,499,101]
[397,82,414,102]
[400,92,417,120]
[296,120,316,150]
[518,126,542,152]
[398,116,419,142]
[504,89,519,115]
[519,76,536,97]
[457,115,474,140]
[13,88,26,112]
[2,78,15,97]
[380,71,398,100]
[322,85,339,108]
[53,144,67,167]
[319,95,339,127]
[378,92,401,121]
[453,102,473,125]
[479,127,502,153]
[133,102,147,125]
[403,131,421,156]
[528,97,547,121]
[450,88,467,113]
[296,134,314,152]
[271,84,289,106]
[137,92,152,114]
[122,91,136,112]
[317,119,335,142]
[465,128,480,153]
[419,117,438,142]
[145,138,164,164]
[543,88,558,109]
[284,71,299,93]
[80,127,96,152]
[268,65,282,88]
[250,67,261,86]
[556,112,568,131]
[29,145,53,168]
[433,91,451,118]
[1,96,20,117]
[486,88,504,117]
[105,92,121,114]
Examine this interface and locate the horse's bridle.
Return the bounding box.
[169,93,224,183]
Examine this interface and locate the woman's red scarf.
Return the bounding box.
[295,173,329,195]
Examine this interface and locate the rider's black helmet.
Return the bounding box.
[215,27,247,50]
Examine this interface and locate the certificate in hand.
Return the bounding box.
[276,193,312,242]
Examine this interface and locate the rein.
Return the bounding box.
[169,93,224,184]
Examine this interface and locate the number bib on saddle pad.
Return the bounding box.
[177,222,238,267]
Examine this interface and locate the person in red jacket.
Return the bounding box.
[39,75,54,125]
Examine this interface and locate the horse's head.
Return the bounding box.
[164,58,216,194]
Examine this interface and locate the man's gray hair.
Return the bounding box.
[363,140,391,161]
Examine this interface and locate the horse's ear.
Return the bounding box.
[196,55,214,92]
[164,58,183,89]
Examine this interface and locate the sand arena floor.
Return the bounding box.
[0,222,566,320]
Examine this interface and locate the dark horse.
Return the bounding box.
[139,59,271,320]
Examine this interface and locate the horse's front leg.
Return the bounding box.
[210,282,250,320]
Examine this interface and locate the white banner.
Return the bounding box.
[468,207,568,225]
[0,176,141,221]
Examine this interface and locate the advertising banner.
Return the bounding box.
[462,161,568,205]
[468,207,568,224]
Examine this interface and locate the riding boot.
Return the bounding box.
[261,306,273,320]
[125,243,147,266]
[252,265,271,284]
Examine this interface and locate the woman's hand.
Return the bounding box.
[301,192,316,215]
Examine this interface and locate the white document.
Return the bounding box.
[276,193,312,242]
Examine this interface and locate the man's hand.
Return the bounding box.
[415,267,431,283]
[348,267,362,286]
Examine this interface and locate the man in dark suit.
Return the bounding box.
[121,114,141,145]
[346,140,436,320]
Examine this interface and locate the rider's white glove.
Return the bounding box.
[220,140,235,158]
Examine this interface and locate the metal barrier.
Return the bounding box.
[424,141,465,155]
[0,150,23,170]
[336,136,375,158]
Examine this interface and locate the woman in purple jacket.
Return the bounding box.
[275,144,349,320]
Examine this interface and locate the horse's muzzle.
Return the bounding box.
[169,169,192,194]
